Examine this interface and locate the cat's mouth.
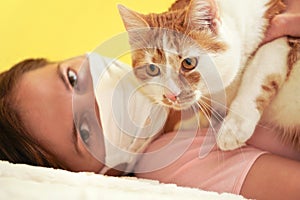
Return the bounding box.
[161,92,200,110]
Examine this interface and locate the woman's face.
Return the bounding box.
[14,55,104,172]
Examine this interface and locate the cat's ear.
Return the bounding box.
[118,5,149,31]
[186,0,220,33]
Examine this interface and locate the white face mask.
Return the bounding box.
[72,52,168,174]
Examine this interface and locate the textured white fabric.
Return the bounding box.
[0,161,245,200]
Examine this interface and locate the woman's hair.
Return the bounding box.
[0,59,65,169]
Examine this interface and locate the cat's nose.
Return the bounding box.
[164,93,178,102]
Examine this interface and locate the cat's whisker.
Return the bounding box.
[199,106,223,135]
[196,102,224,160]
[204,103,225,124]
[199,97,229,122]
[190,104,202,129]
[195,101,221,132]
[195,101,214,123]
[201,95,228,110]
[198,100,224,124]
[200,103,250,156]
[193,104,221,146]
[191,103,207,128]
[199,99,273,153]
[200,95,257,126]
[202,96,276,134]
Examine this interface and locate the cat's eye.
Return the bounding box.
[181,57,198,71]
[67,68,78,87]
[79,122,90,144]
[146,64,160,76]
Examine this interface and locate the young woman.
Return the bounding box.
[0,1,300,199]
[1,53,300,200]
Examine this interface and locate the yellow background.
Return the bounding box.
[0,0,173,71]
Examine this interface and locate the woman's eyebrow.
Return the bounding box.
[56,63,69,90]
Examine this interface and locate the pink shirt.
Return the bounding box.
[134,127,300,194]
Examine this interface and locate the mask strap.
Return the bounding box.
[99,166,110,175]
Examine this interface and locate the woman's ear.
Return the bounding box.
[185,0,220,33]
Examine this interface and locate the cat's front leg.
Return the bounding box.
[217,38,290,150]
[217,100,261,150]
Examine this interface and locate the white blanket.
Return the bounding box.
[0,161,245,200]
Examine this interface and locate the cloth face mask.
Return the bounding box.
[72,53,168,174]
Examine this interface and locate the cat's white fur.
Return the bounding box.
[210,0,270,88]
[210,0,299,150]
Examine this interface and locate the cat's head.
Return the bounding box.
[118,0,231,110]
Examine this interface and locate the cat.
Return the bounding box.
[118,0,300,151]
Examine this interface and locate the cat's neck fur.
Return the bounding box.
[221,0,272,53]
[212,0,279,88]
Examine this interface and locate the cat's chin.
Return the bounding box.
[160,101,196,111]
[172,104,195,111]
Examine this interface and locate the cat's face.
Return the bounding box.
[128,29,222,110]
[119,0,230,110]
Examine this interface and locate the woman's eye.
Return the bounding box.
[67,69,78,87]
[79,122,90,144]
[181,57,198,71]
[80,128,90,144]
[146,64,160,76]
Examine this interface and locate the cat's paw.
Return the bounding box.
[216,116,256,151]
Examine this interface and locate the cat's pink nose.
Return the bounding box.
[164,93,177,102]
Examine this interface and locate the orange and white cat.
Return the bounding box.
[118,0,300,150]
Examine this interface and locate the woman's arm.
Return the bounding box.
[241,154,300,200]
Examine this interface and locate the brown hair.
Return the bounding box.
[0,59,65,169]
